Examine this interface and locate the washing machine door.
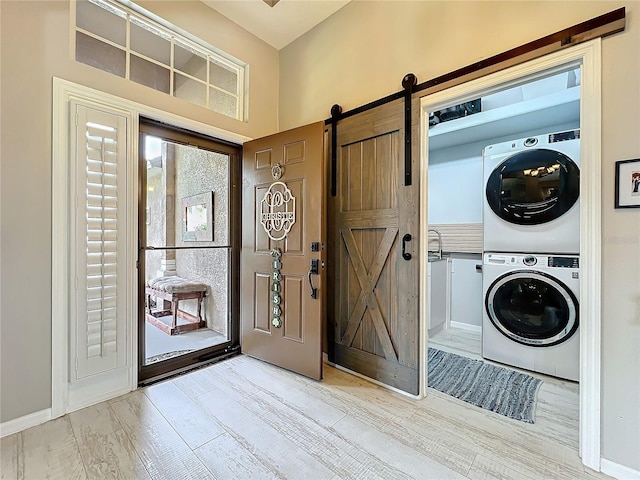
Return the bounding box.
[485,270,578,346]
[486,149,579,225]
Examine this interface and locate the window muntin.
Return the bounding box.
[74,0,246,121]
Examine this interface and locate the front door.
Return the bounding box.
[138,119,241,385]
[328,99,420,395]
[241,122,325,380]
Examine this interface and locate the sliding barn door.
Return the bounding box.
[328,99,420,394]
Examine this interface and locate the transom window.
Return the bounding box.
[74,0,246,121]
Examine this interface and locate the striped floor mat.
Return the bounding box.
[427,348,542,423]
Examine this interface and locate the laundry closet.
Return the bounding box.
[426,67,582,381]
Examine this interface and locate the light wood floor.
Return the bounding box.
[429,326,583,452]
[1,353,611,480]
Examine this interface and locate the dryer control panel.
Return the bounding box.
[549,129,580,143]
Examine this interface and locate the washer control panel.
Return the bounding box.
[484,254,523,265]
[484,253,579,269]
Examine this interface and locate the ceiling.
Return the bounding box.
[202,0,352,50]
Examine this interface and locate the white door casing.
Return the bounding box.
[419,40,602,470]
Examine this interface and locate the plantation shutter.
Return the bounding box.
[73,103,128,380]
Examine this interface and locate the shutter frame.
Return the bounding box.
[72,103,128,381]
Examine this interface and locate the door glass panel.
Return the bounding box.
[491,277,570,339]
[143,135,231,365]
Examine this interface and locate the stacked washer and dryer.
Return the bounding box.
[481,129,581,382]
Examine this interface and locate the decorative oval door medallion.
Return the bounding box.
[260,182,296,242]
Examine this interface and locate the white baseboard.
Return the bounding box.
[601,458,640,480]
[0,408,51,438]
[450,321,482,333]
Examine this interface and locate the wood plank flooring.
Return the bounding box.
[429,326,581,451]
[1,353,612,480]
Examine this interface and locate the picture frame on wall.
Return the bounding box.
[182,191,214,241]
[614,159,640,209]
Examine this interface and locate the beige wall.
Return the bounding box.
[279,1,640,471]
[1,0,638,472]
[0,0,278,423]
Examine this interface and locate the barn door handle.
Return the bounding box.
[308,259,318,299]
[402,234,412,261]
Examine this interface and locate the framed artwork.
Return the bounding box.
[615,159,640,209]
[182,192,214,241]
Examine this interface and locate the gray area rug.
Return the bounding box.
[427,348,542,423]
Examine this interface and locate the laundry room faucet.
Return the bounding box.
[428,229,443,260]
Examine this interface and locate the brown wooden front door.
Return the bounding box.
[241,122,325,380]
[328,100,419,394]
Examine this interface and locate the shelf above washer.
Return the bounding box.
[428,86,580,151]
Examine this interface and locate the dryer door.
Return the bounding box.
[485,149,579,225]
[485,270,578,346]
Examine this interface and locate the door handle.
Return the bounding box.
[402,233,412,261]
[308,259,318,299]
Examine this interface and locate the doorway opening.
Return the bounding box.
[425,64,582,450]
[419,40,602,469]
[426,65,580,360]
[138,118,241,385]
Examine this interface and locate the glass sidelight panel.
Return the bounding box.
[141,134,234,367]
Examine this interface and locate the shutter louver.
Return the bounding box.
[73,104,128,380]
